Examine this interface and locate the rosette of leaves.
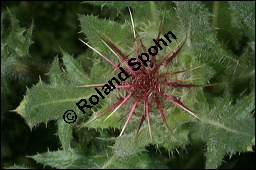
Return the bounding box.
[6,1,254,169]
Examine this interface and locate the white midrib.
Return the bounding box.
[31,96,88,109]
[201,118,251,137]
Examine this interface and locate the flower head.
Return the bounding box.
[79,9,207,138]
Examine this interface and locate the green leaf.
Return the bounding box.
[1,8,33,59]
[193,93,255,168]
[1,8,48,85]
[106,152,167,169]
[48,56,64,87]
[79,14,133,58]
[85,1,173,23]
[14,81,89,128]
[30,149,108,169]
[62,51,90,85]
[30,148,166,169]
[112,121,190,158]
[175,1,237,71]
[14,53,94,128]
[57,119,73,152]
[229,1,255,42]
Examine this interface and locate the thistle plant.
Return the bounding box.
[78,9,209,139]
[2,1,255,169]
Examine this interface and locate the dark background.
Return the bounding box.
[1,1,255,169]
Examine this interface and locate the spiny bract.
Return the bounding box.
[79,9,207,138]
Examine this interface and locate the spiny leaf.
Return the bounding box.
[14,53,94,128]
[194,92,255,169]
[30,149,108,169]
[14,81,91,128]
[105,152,168,169]
[85,1,175,24]
[112,109,196,158]
[229,1,255,42]
[48,56,64,87]
[79,14,133,57]
[175,1,237,71]
[62,51,90,85]
[30,148,166,169]
[1,9,48,85]
[57,119,73,152]
[1,8,33,59]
